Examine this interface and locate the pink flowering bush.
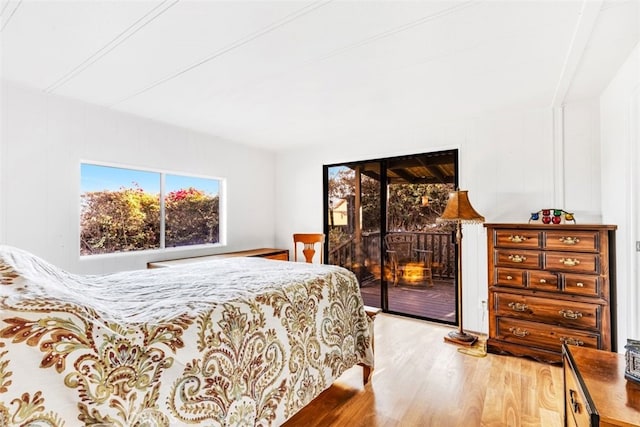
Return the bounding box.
[165,187,219,247]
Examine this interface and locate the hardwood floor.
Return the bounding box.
[284,314,564,427]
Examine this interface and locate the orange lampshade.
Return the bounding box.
[437,190,485,224]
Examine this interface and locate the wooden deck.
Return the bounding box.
[359,278,456,323]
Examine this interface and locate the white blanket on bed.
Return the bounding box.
[1,246,350,324]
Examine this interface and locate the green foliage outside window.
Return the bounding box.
[81,185,219,255]
[327,166,454,249]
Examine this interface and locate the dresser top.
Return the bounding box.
[484,223,617,231]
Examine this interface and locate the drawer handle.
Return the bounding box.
[576,282,584,287]
[559,309,583,320]
[539,278,547,284]
[559,236,580,245]
[559,258,580,267]
[508,302,529,312]
[506,275,513,280]
[561,337,584,346]
[508,327,529,338]
[569,389,580,413]
[508,235,527,243]
[508,254,526,263]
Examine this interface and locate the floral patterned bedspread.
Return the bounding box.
[0,246,373,426]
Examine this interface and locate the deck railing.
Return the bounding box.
[328,231,454,279]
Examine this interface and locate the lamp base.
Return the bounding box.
[444,330,477,346]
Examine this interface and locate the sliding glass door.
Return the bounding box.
[323,150,458,324]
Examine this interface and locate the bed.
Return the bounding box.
[0,246,374,426]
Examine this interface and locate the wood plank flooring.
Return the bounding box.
[283,314,564,427]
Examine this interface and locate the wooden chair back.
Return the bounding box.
[384,234,415,262]
[293,233,325,263]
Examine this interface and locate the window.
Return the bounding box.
[80,163,222,256]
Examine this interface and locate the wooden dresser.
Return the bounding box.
[485,223,616,364]
[147,248,289,268]
[563,344,640,426]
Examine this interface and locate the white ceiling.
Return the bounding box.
[1,0,638,151]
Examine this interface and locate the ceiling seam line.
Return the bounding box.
[311,0,478,65]
[45,0,179,94]
[0,0,22,33]
[110,0,334,107]
[190,0,478,113]
[0,1,11,18]
[220,0,478,103]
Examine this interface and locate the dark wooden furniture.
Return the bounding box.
[147,248,289,268]
[485,223,616,364]
[563,344,640,426]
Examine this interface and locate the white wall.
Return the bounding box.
[0,82,277,274]
[600,42,640,351]
[563,99,603,223]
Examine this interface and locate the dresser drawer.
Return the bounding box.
[495,293,600,330]
[494,268,525,287]
[545,230,599,253]
[545,252,599,274]
[495,249,542,269]
[564,357,596,427]
[495,318,600,352]
[528,270,560,291]
[564,274,600,297]
[495,230,541,249]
